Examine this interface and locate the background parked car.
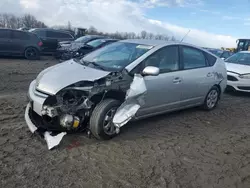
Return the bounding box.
[56,35,108,59]
[0,28,42,60]
[204,48,233,60]
[59,38,119,61]
[29,28,74,54]
[225,51,250,92]
[58,35,106,47]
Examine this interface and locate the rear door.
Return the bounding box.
[178,45,216,107]
[0,29,12,53]
[10,30,30,54]
[135,45,182,117]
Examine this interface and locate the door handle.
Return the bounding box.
[173,77,181,84]
[207,72,213,77]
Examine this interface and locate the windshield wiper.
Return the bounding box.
[80,60,106,71]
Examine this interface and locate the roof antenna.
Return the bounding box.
[180,30,191,43]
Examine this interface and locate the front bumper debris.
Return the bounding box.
[113,74,147,128]
[25,102,67,150]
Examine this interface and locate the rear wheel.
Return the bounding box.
[89,99,120,140]
[202,86,220,110]
[25,47,40,60]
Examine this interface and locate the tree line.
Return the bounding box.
[0,13,47,29]
[0,13,177,41]
[86,26,177,41]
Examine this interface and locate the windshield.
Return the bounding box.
[75,36,94,43]
[208,49,223,57]
[81,42,153,71]
[225,52,250,65]
[86,39,107,48]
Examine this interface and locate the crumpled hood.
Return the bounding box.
[36,59,110,95]
[59,42,87,51]
[226,63,250,74]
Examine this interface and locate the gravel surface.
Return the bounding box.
[0,57,250,188]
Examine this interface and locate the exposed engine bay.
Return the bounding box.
[36,70,133,132]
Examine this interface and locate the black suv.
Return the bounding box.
[0,28,43,59]
[29,28,74,54]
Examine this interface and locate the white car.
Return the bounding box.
[225,51,250,92]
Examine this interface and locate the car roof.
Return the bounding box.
[0,28,27,32]
[30,28,72,34]
[121,39,179,46]
[120,39,207,51]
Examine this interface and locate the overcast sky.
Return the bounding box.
[1,0,246,48]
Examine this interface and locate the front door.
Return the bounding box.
[0,29,12,54]
[178,45,215,107]
[136,45,183,117]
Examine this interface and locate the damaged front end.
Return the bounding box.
[25,60,145,149]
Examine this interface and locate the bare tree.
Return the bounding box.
[141,30,147,39]
[67,21,72,31]
[87,26,98,34]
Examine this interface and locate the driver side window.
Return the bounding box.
[142,45,180,73]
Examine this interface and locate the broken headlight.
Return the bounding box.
[60,114,80,129]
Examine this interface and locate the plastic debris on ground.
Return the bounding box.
[44,132,67,150]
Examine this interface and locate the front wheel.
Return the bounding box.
[24,47,40,60]
[202,86,220,110]
[89,99,121,140]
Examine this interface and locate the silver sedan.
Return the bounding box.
[25,39,227,148]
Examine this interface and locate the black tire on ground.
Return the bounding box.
[89,99,121,140]
[24,47,40,60]
[202,86,220,110]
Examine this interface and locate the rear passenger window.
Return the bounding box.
[12,31,29,40]
[0,30,10,38]
[144,46,179,73]
[57,32,73,39]
[47,31,59,38]
[182,47,206,69]
[32,30,46,37]
[204,52,217,66]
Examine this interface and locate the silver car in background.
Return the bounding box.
[25,39,227,143]
[225,51,250,92]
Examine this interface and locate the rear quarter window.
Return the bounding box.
[204,52,217,66]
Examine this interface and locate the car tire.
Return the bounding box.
[202,86,220,110]
[24,47,40,60]
[89,99,121,140]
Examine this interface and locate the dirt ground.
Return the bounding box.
[0,57,250,188]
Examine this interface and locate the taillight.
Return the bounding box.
[38,41,43,46]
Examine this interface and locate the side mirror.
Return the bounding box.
[142,66,160,76]
[221,57,225,60]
